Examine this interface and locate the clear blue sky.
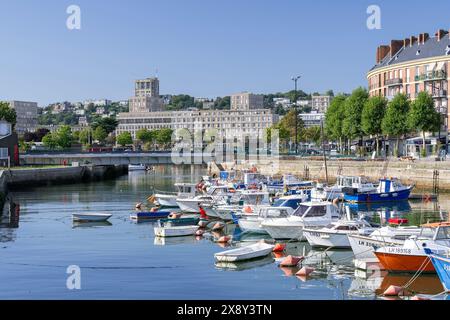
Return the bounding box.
[1,0,450,106]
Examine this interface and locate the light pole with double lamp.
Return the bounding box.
[291,75,301,155]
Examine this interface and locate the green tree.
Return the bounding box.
[55,125,73,149]
[0,102,17,128]
[155,128,173,147]
[93,126,108,143]
[325,94,347,153]
[136,128,153,143]
[408,91,441,157]
[92,117,118,134]
[362,96,387,156]
[117,131,133,146]
[342,88,369,155]
[382,93,410,157]
[301,126,322,145]
[42,133,58,149]
[79,128,92,145]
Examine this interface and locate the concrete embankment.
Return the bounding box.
[214,158,450,192]
[0,165,128,208]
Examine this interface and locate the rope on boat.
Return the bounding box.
[401,257,432,291]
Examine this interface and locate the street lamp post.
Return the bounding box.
[291,76,301,155]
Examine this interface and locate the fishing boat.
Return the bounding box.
[426,249,450,292]
[153,222,199,237]
[374,222,450,273]
[154,183,197,207]
[158,217,200,226]
[343,178,413,203]
[214,241,275,262]
[128,163,147,171]
[210,190,271,220]
[347,225,422,260]
[311,176,376,201]
[303,219,375,249]
[72,212,112,222]
[176,185,233,213]
[130,210,171,220]
[266,174,313,193]
[260,201,341,241]
[238,206,293,234]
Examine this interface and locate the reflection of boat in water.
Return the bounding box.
[215,255,274,271]
[232,230,272,243]
[348,270,386,298]
[153,235,199,246]
[375,273,444,296]
[72,221,112,228]
[303,249,354,267]
[345,200,412,214]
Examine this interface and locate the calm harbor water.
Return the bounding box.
[0,165,449,300]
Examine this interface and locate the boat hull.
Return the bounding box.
[430,254,450,292]
[154,195,179,207]
[176,200,200,213]
[344,187,412,203]
[374,251,435,273]
[347,234,403,260]
[153,225,198,237]
[72,213,112,222]
[303,229,351,248]
[262,223,304,241]
[238,219,267,234]
[214,243,274,262]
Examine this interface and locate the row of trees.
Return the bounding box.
[325,88,442,157]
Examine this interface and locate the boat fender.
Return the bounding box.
[243,206,253,214]
[280,255,304,267]
[216,235,231,243]
[195,229,205,236]
[383,285,404,297]
[295,266,314,277]
[135,203,142,209]
[332,198,339,207]
[411,295,429,301]
[273,243,286,252]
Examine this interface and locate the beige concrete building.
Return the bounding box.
[129,77,163,113]
[135,77,159,97]
[311,95,332,113]
[231,92,264,110]
[8,100,38,134]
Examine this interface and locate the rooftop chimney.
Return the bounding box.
[390,40,403,57]
[436,29,448,41]
[403,38,410,47]
[410,36,417,46]
[376,45,390,64]
[419,33,429,44]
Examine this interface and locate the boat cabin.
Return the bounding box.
[255,206,293,218]
[272,194,307,210]
[377,178,407,193]
[292,202,340,220]
[174,183,197,196]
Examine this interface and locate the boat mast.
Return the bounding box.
[321,120,329,184]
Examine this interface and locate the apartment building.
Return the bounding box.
[8,100,38,134]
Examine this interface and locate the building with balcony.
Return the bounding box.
[299,112,325,128]
[367,28,450,131]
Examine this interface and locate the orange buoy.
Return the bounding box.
[195,229,205,236]
[295,266,314,277]
[243,206,253,214]
[383,285,404,297]
[216,235,231,243]
[212,222,225,231]
[273,243,286,252]
[279,255,304,267]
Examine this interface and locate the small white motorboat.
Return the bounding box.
[214,241,275,262]
[72,212,112,222]
[128,164,147,171]
[154,225,199,237]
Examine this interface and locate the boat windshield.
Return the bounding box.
[435,226,450,240]
[303,205,327,217]
[273,199,301,209]
[293,205,310,217]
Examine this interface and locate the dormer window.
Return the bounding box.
[446,45,450,55]
[416,50,421,56]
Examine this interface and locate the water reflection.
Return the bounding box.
[72,221,113,228]
[215,255,274,271]
[0,199,20,243]
[153,235,200,246]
